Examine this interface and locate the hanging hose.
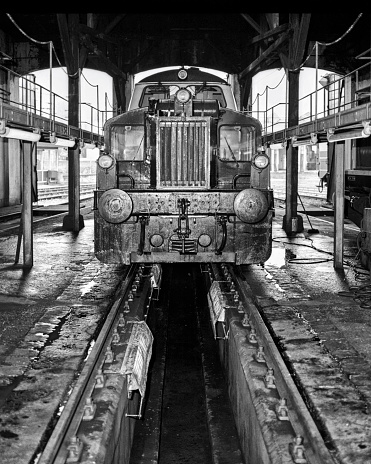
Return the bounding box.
[216,216,228,254]
[137,216,148,255]
[297,193,319,234]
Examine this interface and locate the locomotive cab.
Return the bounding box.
[94,67,274,265]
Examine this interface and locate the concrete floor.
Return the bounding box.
[0,189,370,462]
[243,205,371,462]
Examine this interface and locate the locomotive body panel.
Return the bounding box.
[94,203,272,265]
[94,67,273,265]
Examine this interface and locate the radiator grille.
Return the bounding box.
[157,119,209,188]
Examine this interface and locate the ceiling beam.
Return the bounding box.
[290,13,311,68]
[265,13,279,30]
[240,14,261,33]
[239,29,291,79]
[87,13,98,29]
[247,23,289,46]
[56,14,75,72]
[79,23,120,45]
[104,14,127,35]
[81,35,126,79]
[265,13,289,70]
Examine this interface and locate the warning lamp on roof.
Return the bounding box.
[177,68,188,80]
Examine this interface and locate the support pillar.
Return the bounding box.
[62,66,84,231]
[57,13,84,232]
[361,209,371,273]
[282,69,303,235]
[283,140,303,235]
[333,141,345,269]
[22,141,33,268]
[265,144,272,186]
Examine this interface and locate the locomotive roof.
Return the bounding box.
[139,67,228,84]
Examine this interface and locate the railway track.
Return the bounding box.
[204,263,336,464]
[36,184,95,202]
[36,263,160,464]
[34,262,339,464]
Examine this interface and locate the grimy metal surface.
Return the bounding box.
[37,263,158,464]
[204,263,337,464]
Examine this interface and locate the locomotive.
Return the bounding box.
[94,67,274,265]
[344,136,371,228]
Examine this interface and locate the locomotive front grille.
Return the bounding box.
[157,118,210,189]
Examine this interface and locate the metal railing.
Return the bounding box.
[252,61,371,136]
[2,61,370,141]
[0,64,114,137]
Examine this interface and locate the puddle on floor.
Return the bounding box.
[265,247,286,268]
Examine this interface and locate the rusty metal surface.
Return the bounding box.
[94,189,273,265]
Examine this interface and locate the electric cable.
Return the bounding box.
[251,72,286,106]
[81,72,98,88]
[273,234,371,305]
[6,13,51,45]
[287,13,363,72]
[316,13,363,47]
[6,13,79,78]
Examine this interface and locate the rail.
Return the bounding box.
[36,184,95,201]
[204,263,337,463]
[5,259,345,463]
[37,263,158,464]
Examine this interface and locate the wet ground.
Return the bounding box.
[242,205,371,461]
[0,206,127,464]
[1,178,371,462]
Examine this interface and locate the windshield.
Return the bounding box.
[219,125,256,161]
[140,84,227,108]
[111,125,145,161]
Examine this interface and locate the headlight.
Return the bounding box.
[252,153,269,170]
[98,189,133,223]
[175,88,191,104]
[97,153,115,170]
[233,188,269,223]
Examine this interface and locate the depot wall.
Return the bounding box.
[0,138,21,207]
[0,70,22,207]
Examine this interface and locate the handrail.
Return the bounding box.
[0,64,114,138]
[253,61,371,137]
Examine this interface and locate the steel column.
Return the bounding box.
[283,69,303,235]
[22,140,33,268]
[63,73,84,231]
[333,141,345,268]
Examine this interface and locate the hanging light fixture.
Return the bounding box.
[292,133,327,147]
[0,119,41,142]
[327,122,371,142]
[49,131,76,148]
[79,139,96,149]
